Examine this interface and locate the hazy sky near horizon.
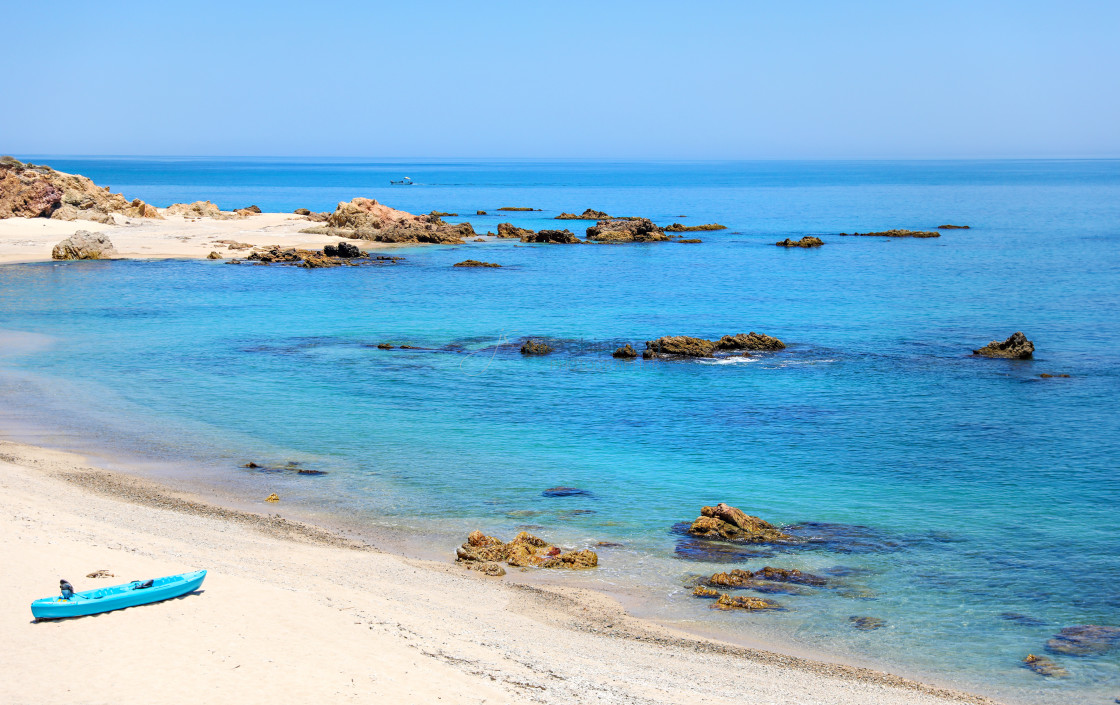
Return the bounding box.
[4,1,1119,159]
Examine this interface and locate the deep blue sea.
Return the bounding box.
[2,157,1119,704]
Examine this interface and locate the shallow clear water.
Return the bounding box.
[3,157,1119,703]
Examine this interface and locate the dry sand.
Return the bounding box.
[0,439,1001,705]
[0,212,413,264]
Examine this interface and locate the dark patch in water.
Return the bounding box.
[785,522,913,554]
[1000,612,1047,626]
[542,487,593,498]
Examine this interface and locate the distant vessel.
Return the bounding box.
[389,177,413,185]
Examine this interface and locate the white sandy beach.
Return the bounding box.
[0,439,999,705]
[0,212,412,264]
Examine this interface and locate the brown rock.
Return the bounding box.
[167,201,230,219]
[1,157,159,221]
[839,229,940,238]
[520,339,554,355]
[1023,654,1068,678]
[496,207,536,211]
[456,530,597,571]
[265,493,279,503]
[294,208,312,215]
[453,260,501,268]
[476,210,487,215]
[715,332,786,351]
[524,229,581,244]
[586,218,670,243]
[556,208,610,220]
[677,238,703,243]
[377,343,394,349]
[937,224,970,229]
[326,197,472,244]
[642,336,716,359]
[496,222,532,239]
[206,251,223,260]
[664,223,726,232]
[612,344,638,359]
[973,332,1034,359]
[776,236,824,248]
[687,503,791,543]
[712,594,781,611]
[692,586,721,598]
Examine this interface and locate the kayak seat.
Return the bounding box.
[134,579,154,589]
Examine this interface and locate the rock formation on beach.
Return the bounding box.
[455,530,598,572]
[556,208,610,220]
[687,503,791,543]
[453,259,501,268]
[973,332,1034,359]
[664,223,726,232]
[586,218,670,243]
[641,332,785,359]
[51,230,118,260]
[776,236,824,248]
[166,201,250,220]
[838,229,940,238]
[1,156,160,222]
[323,197,474,244]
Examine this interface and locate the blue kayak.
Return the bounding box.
[31,570,206,619]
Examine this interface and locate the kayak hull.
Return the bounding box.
[31,570,206,619]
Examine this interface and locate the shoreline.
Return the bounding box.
[0,437,1003,705]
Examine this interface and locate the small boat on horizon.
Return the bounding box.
[389,176,414,185]
[31,570,207,619]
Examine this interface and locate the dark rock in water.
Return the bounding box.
[711,594,782,611]
[542,487,591,498]
[399,344,419,349]
[1039,373,1071,378]
[429,210,457,217]
[336,241,362,258]
[715,333,785,351]
[673,532,776,563]
[824,566,873,578]
[677,239,703,243]
[973,332,1034,359]
[377,343,394,349]
[1001,613,1047,626]
[849,616,886,631]
[453,259,501,268]
[686,503,791,543]
[693,585,721,598]
[241,462,262,468]
[839,229,940,238]
[296,467,327,475]
[776,236,824,248]
[323,243,338,256]
[612,344,638,359]
[783,522,909,554]
[705,567,826,589]
[521,339,554,355]
[525,228,582,244]
[496,222,532,239]
[476,210,487,215]
[586,218,670,243]
[664,223,726,232]
[643,336,716,359]
[497,207,537,211]
[595,541,624,548]
[1045,625,1120,656]
[556,208,610,220]
[937,224,970,229]
[1023,654,1068,678]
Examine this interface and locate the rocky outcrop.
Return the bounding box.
[496,222,533,239]
[323,242,362,258]
[294,208,312,215]
[1,156,160,221]
[937,224,970,229]
[524,229,581,244]
[705,567,827,588]
[556,208,610,220]
[476,210,487,215]
[839,229,940,238]
[711,594,781,611]
[325,197,473,244]
[677,238,703,243]
[776,236,824,248]
[1045,625,1120,656]
[207,251,223,259]
[642,336,716,358]
[454,260,501,268]
[520,339,554,355]
[51,230,117,260]
[715,332,786,351]
[973,332,1034,359]
[456,530,598,570]
[586,218,670,243]
[166,201,224,218]
[1022,654,1068,678]
[612,344,638,359]
[242,245,389,269]
[664,223,726,232]
[687,503,791,543]
[496,207,537,211]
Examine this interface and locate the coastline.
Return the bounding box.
[0,437,1002,705]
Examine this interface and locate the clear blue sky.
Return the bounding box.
[4,0,1118,159]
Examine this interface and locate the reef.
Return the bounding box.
[704,566,827,588]
[838,229,940,238]
[664,223,726,232]
[642,332,784,359]
[612,344,638,359]
[937,224,970,229]
[520,339,554,355]
[1022,654,1068,678]
[1045,625,1120,657]
[453,259,501,268]
[776,236,824,248]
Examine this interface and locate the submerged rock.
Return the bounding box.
[1023,654,1068,678]
[1000,612,1047,627]
[838,229,940,238]
[453,259,501,268]
[612,343,638,359]
[586,218,670,243]
[455,530,598,570]
[776,236,824,248]
[51,230,117,260]
[1045,625,1120,657]
[849,616,886,631]
[520,339,554,355]
[706,566,827,588]
[687,503,791,543]
[664,223,726,232]
[973,332,1034,359]
[711,594,782,611]
[541,487,591,497]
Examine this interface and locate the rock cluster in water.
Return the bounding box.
[973,331,1034,359]
[453,259,501,268]
[51,230,117,260]
[555,208,610,220]
[1,156,160,222]
[642,333,785,359]
[586,218,670,243]
[937,224,970,229]
[237,244,402,269]
[838,229,940,238]
[520,339,554,355]
[664,223,726,232]
[776,236,824,248]
[455,530,598,575]
[687,503,792,543]
[318,197,474,244]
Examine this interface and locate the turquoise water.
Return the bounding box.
[3,158,1120,703]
